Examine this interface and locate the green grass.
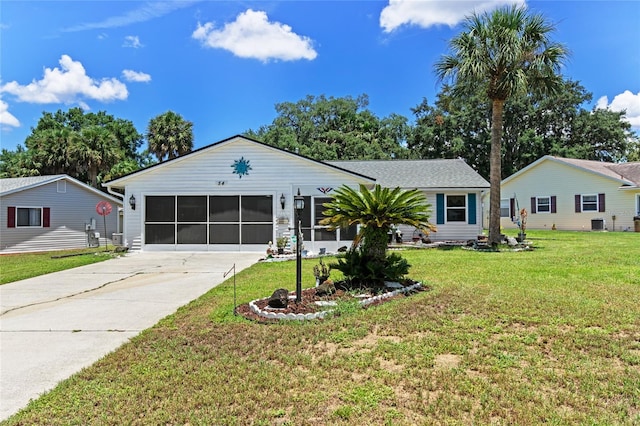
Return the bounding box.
[0,247,121,285]
[3,231,640,425]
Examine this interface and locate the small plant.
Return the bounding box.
[517,208,528,241]
[276,236,288,250]
[330,249,410,290]
[313,258,331,283]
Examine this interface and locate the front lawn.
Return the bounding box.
[0,248,120,285]
[5,231,640,425]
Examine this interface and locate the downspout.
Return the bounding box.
[105,184,124,234]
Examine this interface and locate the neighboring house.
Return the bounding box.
[104,135,374,253]
[496,155,640,232]
[104,135,490,253]
[1,175,122,253]
[328,159,490,242]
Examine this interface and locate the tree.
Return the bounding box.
[409,79,635,179]
[321,184,434,262]
[11,108,144,185]
[71,126,123,188]
[147,111,194,162]
[435,5,568,245]
[247,94,411,160]
[0,146,39,178]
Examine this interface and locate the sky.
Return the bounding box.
[1,0,639,154]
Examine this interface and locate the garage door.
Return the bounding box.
[144,195,273,247]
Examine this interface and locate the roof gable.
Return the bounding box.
[502,155,640,187]
[1,174,123,204]
[104,135,375,188]
[327,159,489,189]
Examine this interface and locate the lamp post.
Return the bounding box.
[294,189,305,303]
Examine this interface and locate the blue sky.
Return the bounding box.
[1,1,639,153]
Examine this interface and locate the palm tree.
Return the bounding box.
[320,184,434,262]
[147,111,194,162]
[72,126,122,188]
[435,5,568,245]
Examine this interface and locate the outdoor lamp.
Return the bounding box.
[294,189,304,211]
[280,193,286,210]
[294,189,305,303]
[129,195,136,210]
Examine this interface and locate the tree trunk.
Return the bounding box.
[489,99,505,246]
[361,226,388,262]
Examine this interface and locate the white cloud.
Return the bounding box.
[0,55,128,104]
[0,99,20,127]
[62,1,199,32]
[122,69,151,83]
[380,0,524,33]
[123,35,143,48]
[192,9,317,62]
[596,91,640,128]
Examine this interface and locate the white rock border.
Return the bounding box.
[248,281,424,321]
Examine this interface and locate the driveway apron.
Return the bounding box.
[0,251,262,421]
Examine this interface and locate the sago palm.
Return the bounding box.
[435,5,568,245]
[320,184,434,261]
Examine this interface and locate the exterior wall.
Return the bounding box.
[428,191,485,241]
[1,180,121,253]
[499,160,639,232]
[118,138,372,252]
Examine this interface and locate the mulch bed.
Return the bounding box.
[235,282,428,323]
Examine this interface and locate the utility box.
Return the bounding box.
[112,233,123,246]
[87,231,99,248]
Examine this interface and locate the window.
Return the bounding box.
[446,195,466,222]
[536,197,551,213]
[311,197,357,241]
[500,199,511,218]
[17,207,42,227]
[581,194,598,212]
[574,193,605,213]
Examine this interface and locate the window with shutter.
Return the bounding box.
[7,206,16,228]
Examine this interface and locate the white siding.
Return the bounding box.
[1,181,121,253]
[118,138,372,252]
[499,160,639,232]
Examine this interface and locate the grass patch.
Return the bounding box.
[4,231,640,425]
[0,247,121,285]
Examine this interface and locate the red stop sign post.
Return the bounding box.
[96,201,112,251]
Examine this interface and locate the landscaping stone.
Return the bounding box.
[267,288,289,308]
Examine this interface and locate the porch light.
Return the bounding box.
[294,189,305,303]
[294,189,305,211]
[280,193,286,210]
[129,194,136,210]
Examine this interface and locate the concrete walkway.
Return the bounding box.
[0,251,262,421]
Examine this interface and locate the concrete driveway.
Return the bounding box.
[0,251,262,421]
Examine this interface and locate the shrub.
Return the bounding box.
[330,249,410,290]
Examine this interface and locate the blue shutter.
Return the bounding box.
[467,193,477,225]
[436,193,445,224]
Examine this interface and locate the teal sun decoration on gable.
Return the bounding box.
[231,156,252,178]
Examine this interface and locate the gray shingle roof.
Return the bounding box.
[326,159,489,189]
[0,175,66,196]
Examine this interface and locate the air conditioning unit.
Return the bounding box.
[112,233,123,246]
[591,218,605,231]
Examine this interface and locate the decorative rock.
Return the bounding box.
[384,281,404,289]
[315,300,338,307]
[507,237,518,246]
[267,288,289,309]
